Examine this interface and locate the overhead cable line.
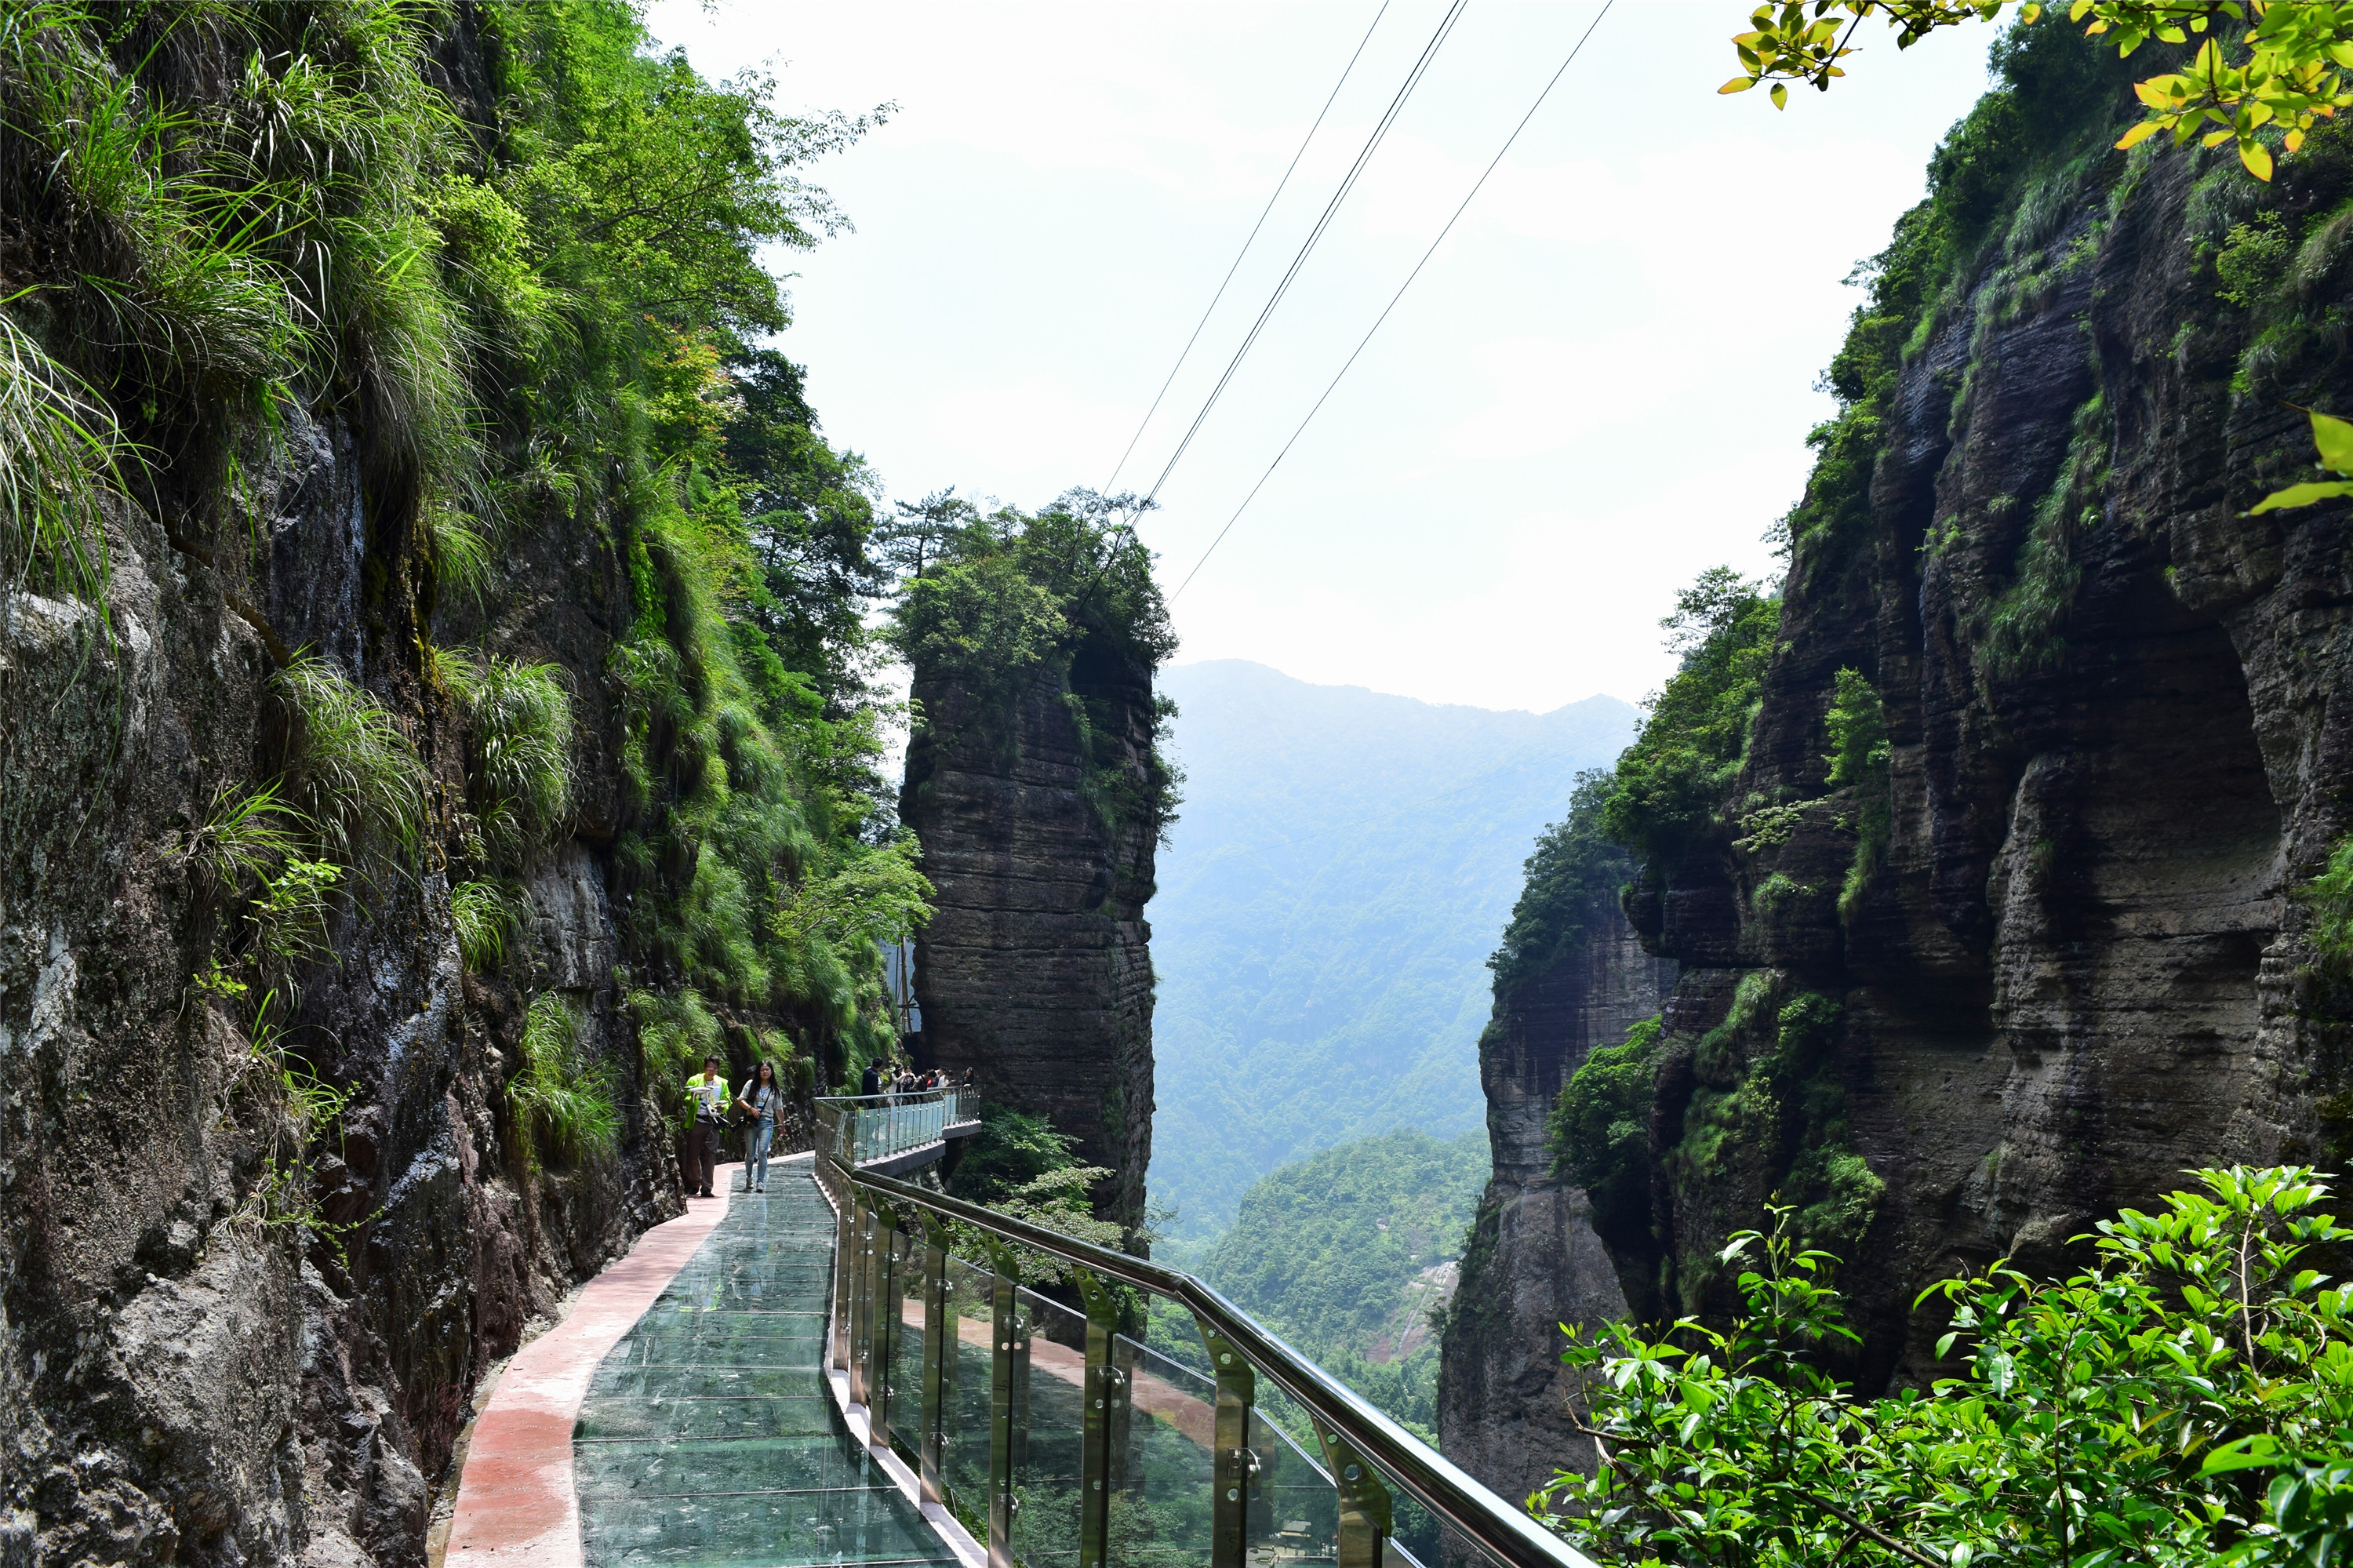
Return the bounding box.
[1101,2,1393,496]
[1169,1,1613,602]
[1140,0,1468,509]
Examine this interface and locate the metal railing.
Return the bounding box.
[815,1086,980,1167]
[816,1130,1602,1568]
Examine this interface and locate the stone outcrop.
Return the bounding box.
[1436,882,1672,1511]
[0,406,681,1566]
[1611,68,2353,1387]
[901,643,1162,1229]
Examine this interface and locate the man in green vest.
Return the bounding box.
[686,1055,731,1198]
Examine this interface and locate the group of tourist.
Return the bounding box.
[675,1055,976,1200]
[682,1057,788,1199]
[857,1059,969,1099]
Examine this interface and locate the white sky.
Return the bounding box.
[642,1,1997,713]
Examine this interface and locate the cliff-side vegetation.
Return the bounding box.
[890,487,1182,840]
[1489,768,1631,994]
[1,0,928,1206]
[1198,1126,1486,1406]
[1599,567,1780,868]
[1538,1166,2353,1568]
[1547,1013,1661,1255]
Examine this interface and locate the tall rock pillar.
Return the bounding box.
[900,638,1164,1230]
[1438,828,1673,1511]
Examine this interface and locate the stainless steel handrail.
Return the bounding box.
[835,1158,1602,1568]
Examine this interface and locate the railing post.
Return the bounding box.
[1313,1428,1393,1568]
[1191,1318,1258,1568]
[984,1237,1023,1568]
[872,1199,903,1453]
[919,1212,953,1505]
[1073,1268,1122,1568]
[831,1159,855,1373]
[848,1188,874,1408]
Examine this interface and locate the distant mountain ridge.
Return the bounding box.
[1147,660,1640,1237]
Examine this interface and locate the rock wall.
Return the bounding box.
[0,406,676,1567]
[1436,883,1672,1512]
[1613,70,2353,1385]
[901,643,1162,1229]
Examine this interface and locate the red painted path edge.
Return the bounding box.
[444,1167,740,1568]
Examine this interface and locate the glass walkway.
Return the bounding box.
[571,1162,955,1568]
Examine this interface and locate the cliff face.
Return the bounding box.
[902,640,1163,1228]
[1,416,670,1568]
[0,7,890,1564]
[1613,42,2353,1386]
[1437,854,1672,1509]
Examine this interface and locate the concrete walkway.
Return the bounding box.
[448,1155,954,1568]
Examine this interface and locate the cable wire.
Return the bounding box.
[1169,1,1613,602]
[1102,1,1392,495]
[1140,0,1468,508]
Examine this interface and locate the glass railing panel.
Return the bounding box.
[1013,1286,1089,1568]
[1109,1333,1213,1568]
[941,1253,997,1533]
[1246,1406,1339,1566]
[887,1228,924,1459]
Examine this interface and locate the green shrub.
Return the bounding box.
[275,655,427,875]
[0,313,116,606]
[1550,1016,1664,1248]
[443,652,575,868]
[2217,210,2293,307]
[1490,769,1627,994]
[947,1103,1085,1205]
[1601,569,1780,867]
[1824,667,1891,922]
[2300,831,2353,967]
[187,782,307,902]
[451,879,518,971]
[509,991,620,1170]
[1537,1167,2353,1568]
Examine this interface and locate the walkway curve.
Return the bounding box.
[446,1171,739,1568]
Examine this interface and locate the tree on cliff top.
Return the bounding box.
[1599,566,1780,868]
[887,487,1177,707]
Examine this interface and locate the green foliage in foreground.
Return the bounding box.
[1722,0,2348,184]
[1537,1166,2353,1568]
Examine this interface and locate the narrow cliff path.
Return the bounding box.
[449,1157,955,1568]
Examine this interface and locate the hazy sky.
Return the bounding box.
[642,2,1997,712]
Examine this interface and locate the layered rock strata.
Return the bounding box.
[1436,886,1672,1510]
[1617,67,2353,1386]
[0,441,675,1568]
[901,646,1162,1229]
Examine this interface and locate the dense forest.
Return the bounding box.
[1195,1126,1486,1440]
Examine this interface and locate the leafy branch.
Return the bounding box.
[1722,1,2353,180]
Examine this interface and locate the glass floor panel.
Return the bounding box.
[576,1166,955,1568]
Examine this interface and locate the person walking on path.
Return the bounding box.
[740,1060,780,1194]
[686,1056,730,1198]
[860,1059,882,1098]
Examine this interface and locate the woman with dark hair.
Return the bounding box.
[740,1060,780,1194]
